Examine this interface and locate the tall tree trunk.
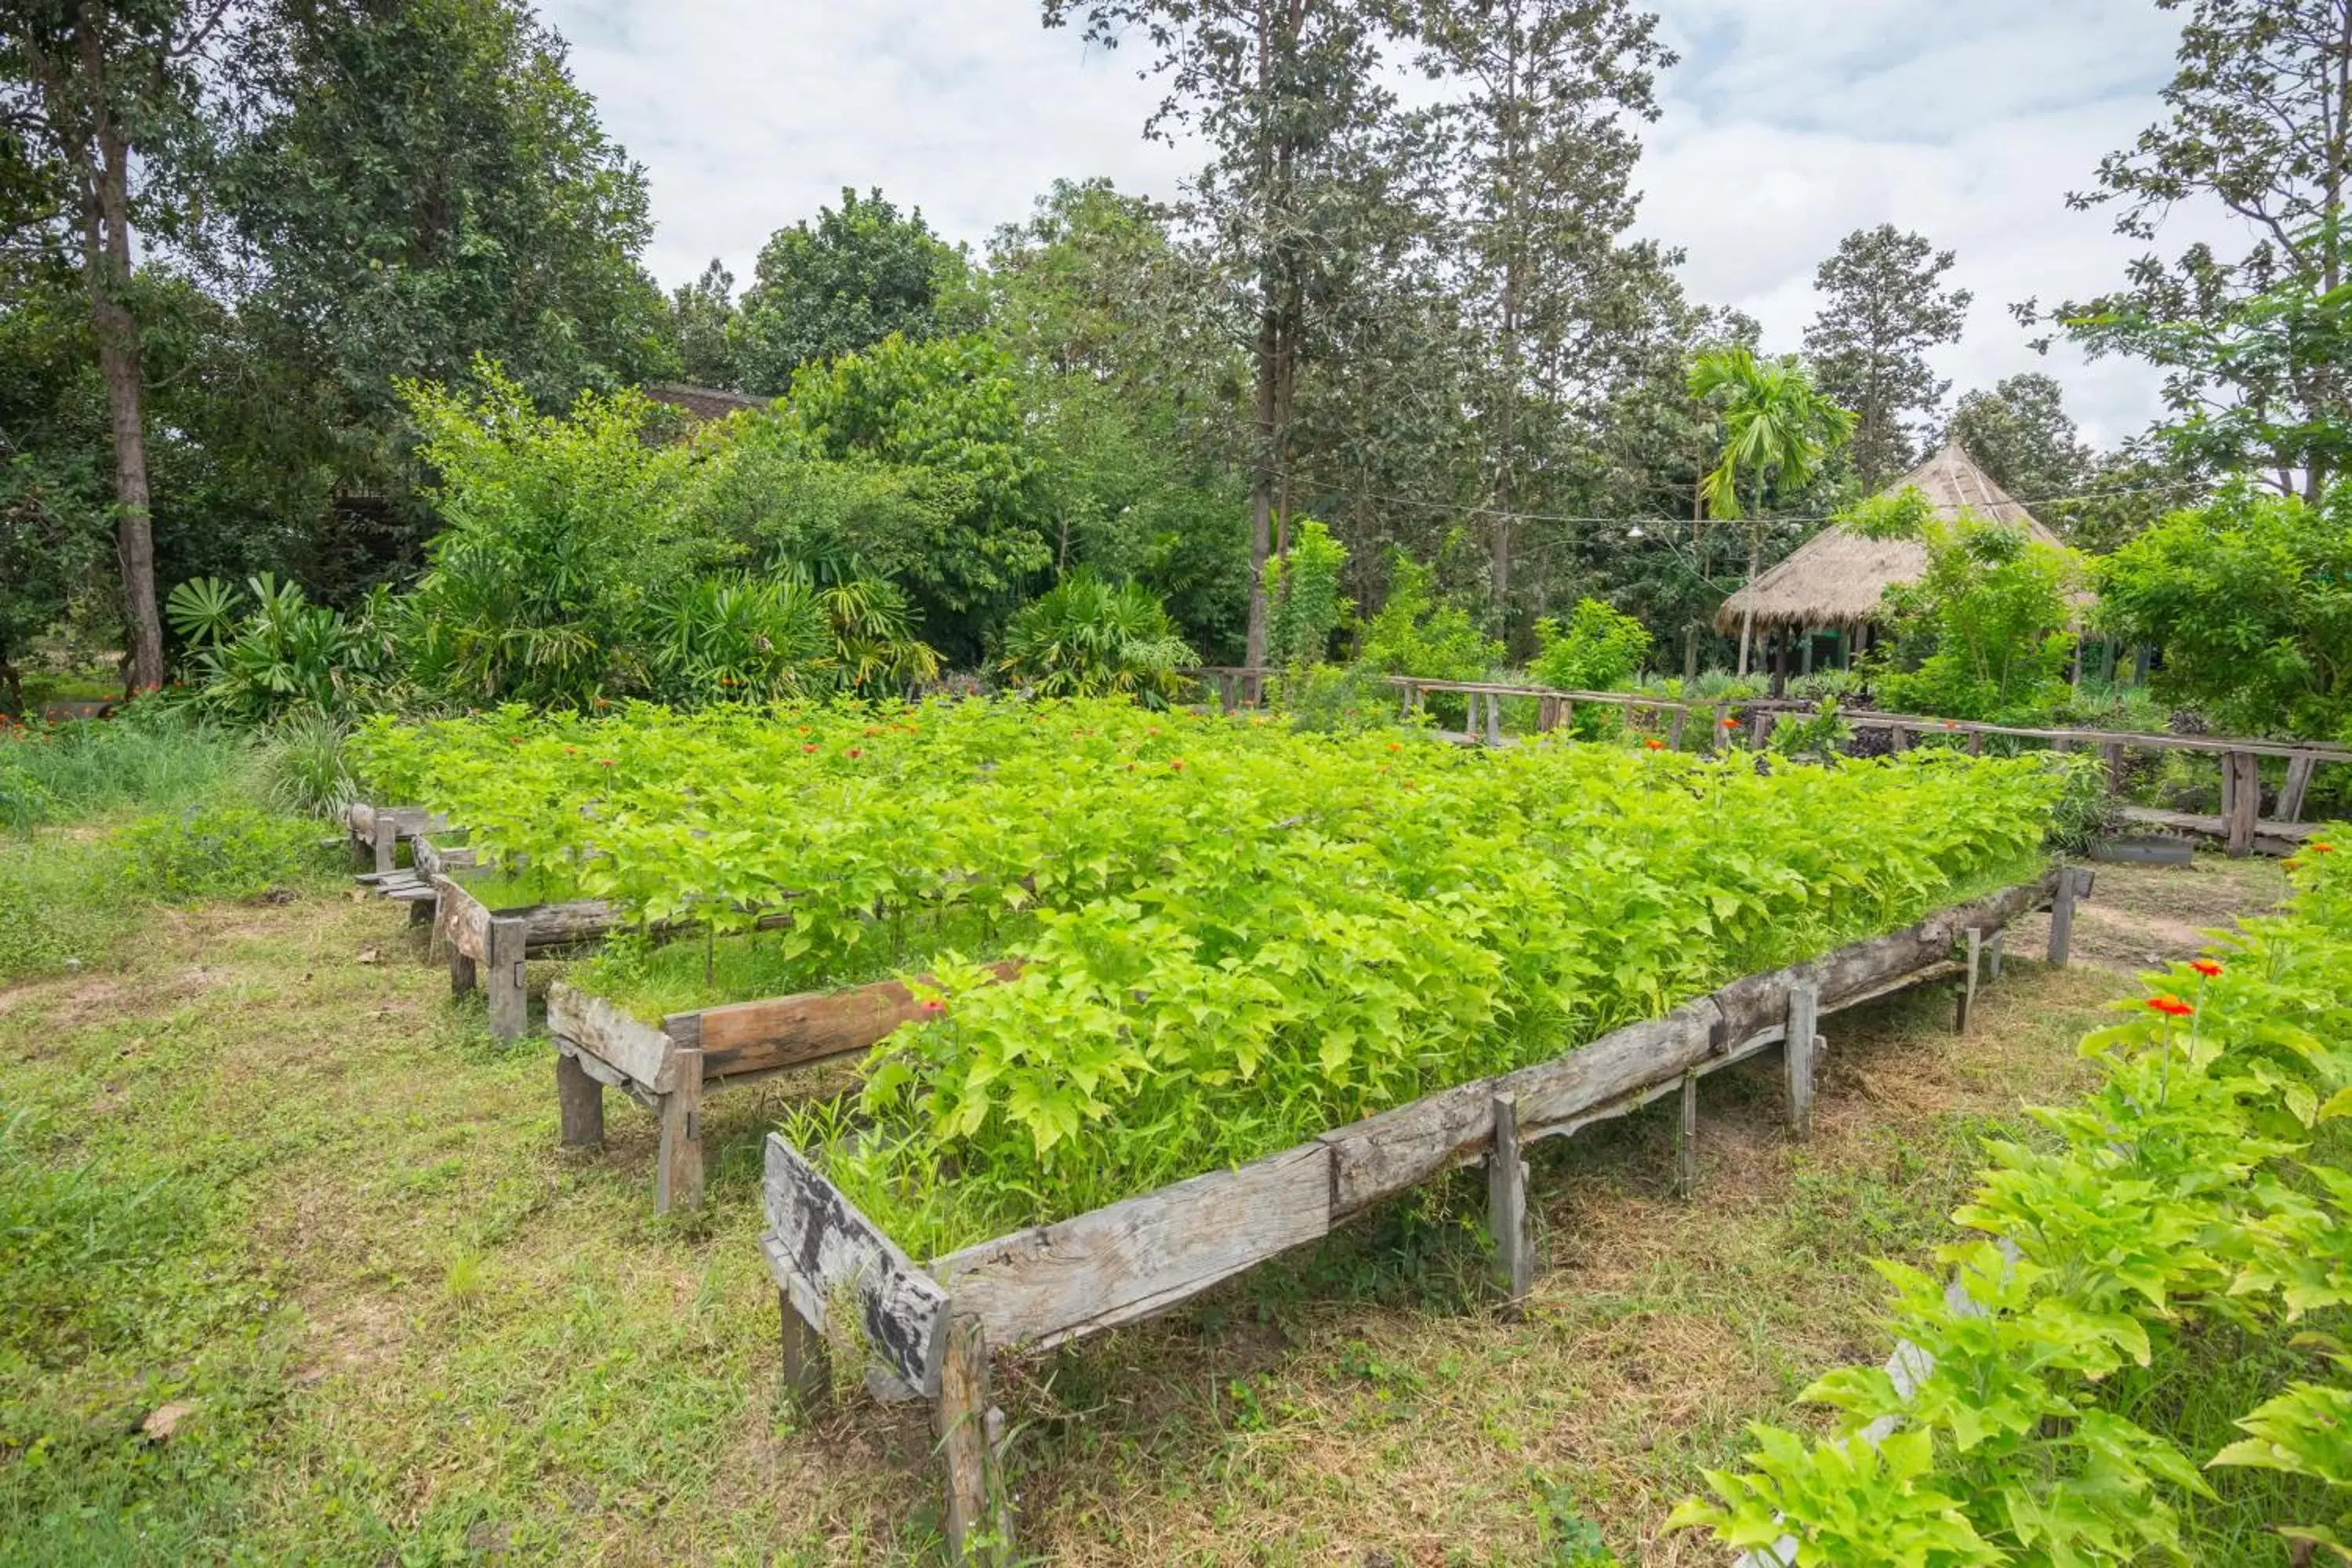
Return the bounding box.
[75,29,162,693]
[1245,302,1277,675]
[1737,527,1760,676]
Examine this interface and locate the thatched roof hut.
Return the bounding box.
[1713,442,2068,634]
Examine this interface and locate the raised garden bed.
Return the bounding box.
[746,867,2085,1561]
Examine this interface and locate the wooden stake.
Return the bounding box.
[1955,927,1982,1034]
[2046,868,2080,967]
[655,1047,704,1214]
[372,815,398,877]
[2103,742,2127,794]
[779,1287,830,1410]
[1674,1072,1699,1200]
[2226,750,2261,856]
[2281,753,2317,824]
[448,942,477,997]
[555,1047,604,1149]
[1486,1094,1531,1311]
[1987,929,2005,982]
[1785,982,1819,1140]
[938,1312,1010,1564]
[486,915,529,1042]
[1485,693,1503,746]
[1668,706,1686,749]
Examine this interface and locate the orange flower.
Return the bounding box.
[846,748,863,760]
[1642,738,1665,752]
[1171,758,1185,771]
[918,998,946,1018]
[2312,842,2336,855]
[2190,960,2223,978]
[1721,716,1739,729]
[596,758,615,768]
[2147,996,2194,1018]
[802,744,818,754]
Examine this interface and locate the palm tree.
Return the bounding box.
[1689,348,1856,673]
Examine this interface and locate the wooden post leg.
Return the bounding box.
[555,1046,604,1149]
[1486,1094,1531,1312]
[939,1312,1010,1565]
[372,816,397,877]
[1987,929,2005,982]
[1486,693,1503,746]
[2226,750,2260,856]
[2103,742,2127,794]
[449,940,477,997]
[1956,927,1983,1034]
[1673,1072,1699,1200]
[2047,868,2080,967]
[1668,706,1685,749]
[2281,753,2317,824]
[655,1047,705,1214]
[486,915,529,1042]
[1784,982,1819,1140]
[408,896,434,926]
[779,1287,831,1410]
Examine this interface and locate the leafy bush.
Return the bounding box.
[166,574,379,723]
[644,574,833,706]
[1526,598,1651,692]
[1356,553,1502,683]
[1266,520,1350,670]
[998,571,1195,704]
[113,803,330,902]
[257,710,359,818]
[1854,489,2085,723]
[2099,480,2352,741]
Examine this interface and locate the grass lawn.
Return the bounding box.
[0,851,2292,1565]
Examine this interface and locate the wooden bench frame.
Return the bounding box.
[751,867,2085,1562]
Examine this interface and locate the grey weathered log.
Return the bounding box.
[930,1142,1331,1352]
[2047,866,2080,967]
[2280,753,2318,825]
[2226,750,2262,856]
[779,1283,831,1411]
[547,981,677,1091]
[556,1047,604,1148]
[1674,1072,1700,1200]
[655,1046,703,1214]
[1955,927,1982,1034]
[486,915,529,1042]
[938,1312,1008,1565]
[1487,1094,1530,1309]
[1785,982,1819,1139]
[761,1137,950,1394]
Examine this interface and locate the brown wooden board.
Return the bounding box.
[669,960,1023,1079]
[928,1142,1333,1353]
[761,1135,950,1395]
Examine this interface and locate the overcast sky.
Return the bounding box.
[540,0,2235,452]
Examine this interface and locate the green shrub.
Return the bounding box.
[1356,553,1501,683]
[112,804,330,902]
[1266,520,1351,670]
[998,570,1196,704]
[257,710,359,819]
[1526,598,1650,692]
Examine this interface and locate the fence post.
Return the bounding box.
[556,1045,604,1148]
[1486,692,1504,746]
[2103,742,2126,794]
[655,1047,705,1214]
[2281,753,2317,824]
[1487,1094,1531,1311]
[1955,927,1983,1034]
[487,915,528,1042]
[2225,750,2260,856]
[1674,1072,1700,1199]
[939,1313,1011,1564]
[1784,982,1820,1140]
[2047,868,2081,967]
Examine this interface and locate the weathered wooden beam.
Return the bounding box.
[2226,750,2262,856]
[779,1283,831,1411]
[760,1137,950,1395]
[1785,982,1819,1140]
[1674,1072,1700,1200]
[2103,742,2127,793]
[556,1047,604,1148]
[547,982,677,1092]
[938,1313,1010,1565]
[931,1142,1331,1352]
[1487,1094,1531,1312]
[1987,929,2005,982]
[372,814,398,877]
[1955,927,1982,1034]
[655,1047,704,1214]
[2281,753,2318,825]
[2047,866,2081,967]
[486,915,529,1042]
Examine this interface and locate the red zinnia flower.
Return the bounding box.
[1171,758,1185,771]
[1721,717,1739,729]
[1642,738,1665,751]
[918,998,946,1018]
[803,744,818,753]
[2190,960,2223,978]
[597,758,615,768]
[2312,842,2336,855]
[2147,996,2194,1018]
[846,748,863,760]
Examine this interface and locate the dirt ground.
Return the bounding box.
[0,851,2289,1565]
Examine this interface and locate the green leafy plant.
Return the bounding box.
[1527,598,1651,692]
[1265,519,1350,671]
[1356,553,1502,683]
[168,574,374,723]
[998,571,1196,704]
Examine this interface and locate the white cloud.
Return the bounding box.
[539,0,2256,452]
